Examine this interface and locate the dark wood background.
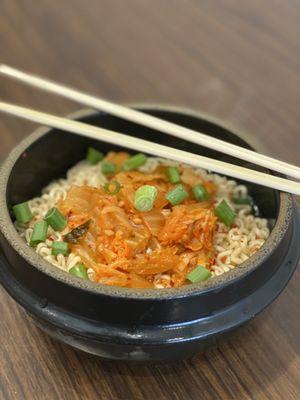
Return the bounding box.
[0,1,299,399]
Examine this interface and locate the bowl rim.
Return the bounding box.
[0,105,293,300]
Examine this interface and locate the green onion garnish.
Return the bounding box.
[215,200,236,227]
[86,147,104,165]
[192,184,209,201]
[232,195,252,205]
[52,241,69,256]
[134,185,158,212]
[166,184,188,205]
[69,264,89,280]
[13,202,33,224]
[166,167,181,184]
[30,220,48,247]
[44,207,67,232]
[187,265,212,283]
[103,180,121,195]
[122,153,147,171]
[101,161,117,175]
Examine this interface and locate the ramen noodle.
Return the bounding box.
[14,151,270,289]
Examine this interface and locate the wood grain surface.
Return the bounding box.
[0,1,299,399]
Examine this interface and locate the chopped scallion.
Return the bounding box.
[103,180,121,195]
[187,265,212,283]
[30,220,48,247]
[215,200,236,227]
[166,167,181,184]
[232,195,252,205]
[69,264,89,280]
[44,207,67,232]
[134,185,158,212]
[166,184,188,205]
[52,241,69,256]
[13,202,33,224]
[192,184,209,201]
[101,161,117,175]
[122,153,147,171]
[86,147,104,164]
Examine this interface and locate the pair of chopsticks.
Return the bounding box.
[0,65,299,195]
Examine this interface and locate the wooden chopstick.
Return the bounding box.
[0,100,299,195]
[1,64,300,180]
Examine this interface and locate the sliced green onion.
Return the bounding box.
[215,200,236,227]
[44,207,67,232]
[187,265,212,283]
[69,264,89,280]
[166,184,188,205]
[232,195,253,205]
[30,220,48,247]
[52,241,69,256]
[13,202,33,224]
[166,167,181,184]
[86,147,104,164]
[101,161,117,175]
[103,180,121,195]
[192,184,209,201]
[122,153,147,171]
[134,185,158,212]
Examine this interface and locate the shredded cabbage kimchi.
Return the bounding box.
[58,152,218,288]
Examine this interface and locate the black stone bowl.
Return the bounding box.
[0,106,299,361]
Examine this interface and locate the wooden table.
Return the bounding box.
[0,1,299,399]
